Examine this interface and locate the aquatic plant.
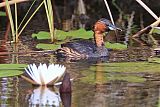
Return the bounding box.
[103,0,115,25]
[4,0,55,43]
[5,0,15,42]
[24,63,66,85]
[32,29,93,40]
[43,0,55,42]
[0,64,27,77]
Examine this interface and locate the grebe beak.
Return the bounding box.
[108,24,122,31]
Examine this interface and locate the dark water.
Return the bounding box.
[1,0,160,106]
[0,42,160,107]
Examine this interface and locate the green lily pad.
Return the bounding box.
[36,43,60,50]
[105,42,127,50]
[32,31,50,40]
[0,64,27,77]
[56,28,93,40]
[0,11,6,16]
[32,29,93,40]
[56,28,93,39]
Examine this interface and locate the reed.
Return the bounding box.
[4,0,55,43]
[44,0,55,42]
[5,0,15,42]
[103,0,115,25]
[135,0,158,20]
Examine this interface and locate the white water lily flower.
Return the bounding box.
[25,63,66,85]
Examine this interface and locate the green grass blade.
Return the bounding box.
[44,0,54,42]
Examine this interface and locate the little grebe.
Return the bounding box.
[56,18,121,59]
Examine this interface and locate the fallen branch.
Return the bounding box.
[132,17,160,38]
[0,50,55,55]
[0,0,28,8]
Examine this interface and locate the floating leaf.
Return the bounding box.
[0,70,22,77]
[32,31,50,39]
[55,28,93,40]
[0,11,6,16]
[0,64,27,77]
[36,43,60,50]
[32,29,93,40]
[105,42,127,50]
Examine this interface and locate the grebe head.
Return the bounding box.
[93,18,122,33]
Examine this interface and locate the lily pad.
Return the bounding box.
[0,11,6,16]
[56,28,93,40]
[0,64,27,77]
[105,42,127,50]
[32,29,93,40]
[36,43,60,50]
[32,31,50,40]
